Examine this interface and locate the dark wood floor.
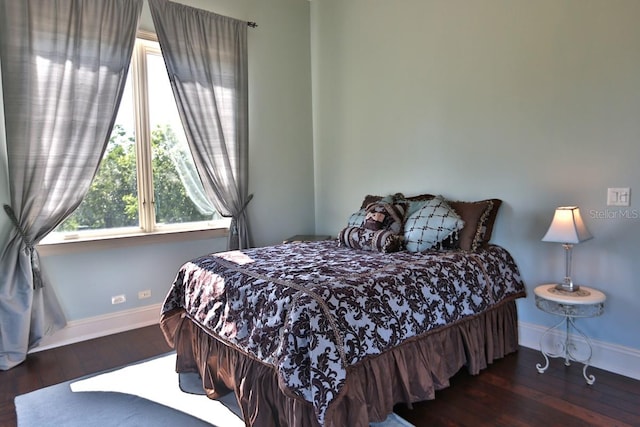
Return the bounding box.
[1,325,639,427]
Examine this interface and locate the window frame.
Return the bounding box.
[38,31,229,254]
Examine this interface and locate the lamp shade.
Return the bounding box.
[542,206,593,244]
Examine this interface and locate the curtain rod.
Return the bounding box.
[247,21,257,28]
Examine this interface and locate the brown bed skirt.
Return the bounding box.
[160,299,520,427]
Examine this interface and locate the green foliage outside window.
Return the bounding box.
[58,124,212,232]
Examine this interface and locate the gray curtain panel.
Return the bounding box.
[0,0,142,370]
[148,0,253,250]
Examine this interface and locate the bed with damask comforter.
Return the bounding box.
[160,239,526,427]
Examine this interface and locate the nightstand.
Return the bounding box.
[283,234,333,244]
[534,284,606,384]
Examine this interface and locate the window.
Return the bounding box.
[50,34,227,242]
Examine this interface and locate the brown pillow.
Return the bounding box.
[403,194,436,216]
[405,194,435,202]
[446,199,502,251]
[360,194,384,210]
[360,193,435,210]
[359,192,405,210]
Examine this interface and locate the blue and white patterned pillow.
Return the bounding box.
[404,195,465,252]
[347,209,367,227]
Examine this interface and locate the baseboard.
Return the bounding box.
[30,303,163,353]
[519,321,640,381]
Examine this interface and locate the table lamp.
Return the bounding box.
[542,206,592,292]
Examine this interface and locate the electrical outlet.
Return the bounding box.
[607,187,631,206]
[138,289,152,299]
[111,294,126,304]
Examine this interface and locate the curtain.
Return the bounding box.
[0,0,142,370]
[166,135,217,217]
[148,0,252,250]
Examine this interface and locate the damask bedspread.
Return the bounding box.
[161,240,526,425]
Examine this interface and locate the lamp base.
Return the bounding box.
[555,282,580,292]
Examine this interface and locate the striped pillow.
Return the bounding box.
[338,226,403,253]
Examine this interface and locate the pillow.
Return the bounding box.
[445,199,502,251]
[360,195,383,209]
[349,193,401,227]
[360,193,435,212]
[338,226,403,253]
[403,194,436,217]
[404,195,465,252]
[359,192,405,209]
[362,201,407,234]
[347,209,367,227]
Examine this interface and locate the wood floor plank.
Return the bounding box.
[481,371,634,426]
[1,325,638,427]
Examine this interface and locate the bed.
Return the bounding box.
[160,194,527,427]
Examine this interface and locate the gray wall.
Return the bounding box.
[0,0,315,321]
[311,0,640,350]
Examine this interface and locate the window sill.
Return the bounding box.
[37,225,229,256]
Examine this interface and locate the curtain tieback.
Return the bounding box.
[3,204,43,289]
[230,194,254,236]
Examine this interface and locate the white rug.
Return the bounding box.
[16,352,414,426]
[70,353,243,426]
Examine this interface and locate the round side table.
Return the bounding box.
[533,284,606,385]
